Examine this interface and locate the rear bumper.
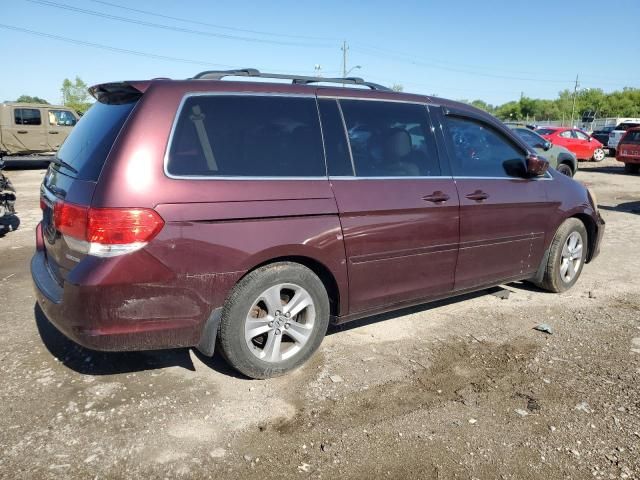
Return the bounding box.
[31,222,226,352]
[616,156,640,164]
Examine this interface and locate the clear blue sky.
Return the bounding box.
[2,0,639,105]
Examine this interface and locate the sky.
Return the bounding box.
[2,0,639,106]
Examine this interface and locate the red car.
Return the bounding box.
[31,70,605,379]
[536,127,606,162]
[616,126,640,174]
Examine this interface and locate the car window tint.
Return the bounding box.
[446,116,525,177]
[515,128,544,148]
[48,110,77,126]
[167,95,326,177]
[574,130,589,140]
[338,100,440,177]
[317,99,353,176]
[14,108,41,125]
[622,131,640,144]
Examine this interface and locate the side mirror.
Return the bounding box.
[526,153,549,177]
[542,141,552,151]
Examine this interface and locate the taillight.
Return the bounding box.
[53,200,164,257]
[87,208,164,245]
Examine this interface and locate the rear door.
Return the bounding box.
[437,108,551,290]
[46,108,78,151]
[320,97,459,314]
[6,107,48,154]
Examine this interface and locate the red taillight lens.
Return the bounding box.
[54,201,88,239]
[53,201,164,245]
[87,208,164,244]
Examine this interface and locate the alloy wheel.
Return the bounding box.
[244,283,316,363]
[560,231,583,283]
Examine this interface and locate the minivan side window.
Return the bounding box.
[167,95,326,177]
[446,116,526,178]
[317,99,353,176]
[339,100,440,177]
[14,108,42,126]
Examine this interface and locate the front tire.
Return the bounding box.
[218,262,330,379]
[592,148,606,162]
[556,163,573,177]
[537,218,588,293]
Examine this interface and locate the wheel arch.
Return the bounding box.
[242,255,343,318]
[557,153,578,173]
[571,213,597,263]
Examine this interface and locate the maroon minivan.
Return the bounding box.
[32,70,604,378]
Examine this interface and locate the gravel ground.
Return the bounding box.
[0,157,638,479]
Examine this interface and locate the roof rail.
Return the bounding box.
[191,68,391,91]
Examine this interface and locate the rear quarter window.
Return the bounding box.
[167,95,326,178]
[55,100,137,181]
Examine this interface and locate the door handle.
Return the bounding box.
[422,191,450,203]
[17,130,28,134]
[465,190,489,201]
[49,131,59,134]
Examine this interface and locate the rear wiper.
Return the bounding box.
[49,157,79,175]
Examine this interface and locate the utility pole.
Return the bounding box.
[341,40,348,78]
[570,74,580,127]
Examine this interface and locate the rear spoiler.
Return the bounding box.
[88,81,149,105]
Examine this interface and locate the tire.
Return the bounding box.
[536,218,588,293]
[624,163,640,174]
[556,163,573,177]
[592,148,606,162]
[218,262,330,379]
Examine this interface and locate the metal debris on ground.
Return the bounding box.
[533,323,553,335]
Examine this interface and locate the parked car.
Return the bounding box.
[591,126,616,147]
[616,127,640,174]
[535,127,606,162]
[507,126,577,177]
[607,122,640,156]
[31,70,605,379]
[0,102,79,157]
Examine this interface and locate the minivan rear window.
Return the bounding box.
[167,95,326,177]
[55,100,137,181]
[622,131,640,144]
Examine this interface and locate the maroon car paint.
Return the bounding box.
[31,78,605,354]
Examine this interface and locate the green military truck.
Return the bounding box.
[0,102,79,165]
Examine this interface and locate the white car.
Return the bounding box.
[608,122,640,155]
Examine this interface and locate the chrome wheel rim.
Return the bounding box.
[244,283,316,363]
[593,149,605,161]
[560,231,583,283]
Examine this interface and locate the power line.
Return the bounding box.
[26,0,332,48]
[0,23,235,67]
[89,0,336,42]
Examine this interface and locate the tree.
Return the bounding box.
[391,84,404,92]
[15,95,49,104]
[61,76,92,114]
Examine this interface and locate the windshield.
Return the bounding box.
[55,100,137,181]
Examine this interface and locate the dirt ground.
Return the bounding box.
[0,157,639,480]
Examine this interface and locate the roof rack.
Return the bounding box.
[191,68,391,91]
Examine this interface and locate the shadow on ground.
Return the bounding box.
[600,201,640,215]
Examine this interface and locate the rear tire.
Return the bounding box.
[536,218,588,293]
[218,262,330,379]
[624,163,639,174]
[592,148,606,162]
[556,163,573,177]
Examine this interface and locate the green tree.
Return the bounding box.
[16,95,49,104]
[469,99,494,113]
[391,84,404,92]
[61,76,92,114]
